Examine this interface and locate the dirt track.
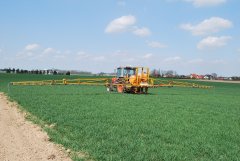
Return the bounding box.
[180,79,240,84]
[195,79,240,83]
[0,92,72,161]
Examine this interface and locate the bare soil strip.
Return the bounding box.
[0,92,72,161]
[180,79,240,84]
[195,79,240,83]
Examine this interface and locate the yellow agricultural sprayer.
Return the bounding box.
[10,66,213,94]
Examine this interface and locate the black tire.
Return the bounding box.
[107,83,114,92]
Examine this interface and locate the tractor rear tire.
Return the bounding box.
[144,87,148,94]
[107,83,114,92]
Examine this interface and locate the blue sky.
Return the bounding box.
[0,0,239,76]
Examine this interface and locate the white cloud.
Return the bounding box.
[76,51,90,59]
[31,47,57,60]
[183,0,226,7]
[77,51,86,56]
[180,17,232,36]
[105,15,152,38]
[133,27,151,37]
[17,45,64,61]
[53,54,66,59]
[17,44,40,58]
[17,52,33,58]
[112,50,128,57]
[94,56,105,61]
[188,58,204,64]
[197,36,231,49]
[0,48,4,57]
[43,48,57,54]
[162,56,183,67]
[164,56,182,62]
[147,41,167,48]
[121,58,135,62]
[142,53,153,59]
[105,15,136,33]
[76,52,106,62]
[25,43,40,51]
[212,59,227,64]
[117,1,126,6]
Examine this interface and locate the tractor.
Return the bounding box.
[10,66,213,93]
[106,66,153,94]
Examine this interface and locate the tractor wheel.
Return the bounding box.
[106,83,113,92]
[106,87,112,92]
[131,87,138,94]
[117,85,124,93]
[144,87,148,94]
[134,87,141,94]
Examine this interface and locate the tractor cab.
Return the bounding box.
[116,66,136,78]
[115,66,150,84]
[108,66,151,93]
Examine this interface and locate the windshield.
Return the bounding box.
[117,67,136,77]
[124,68,135,77]
[117,68,123,77]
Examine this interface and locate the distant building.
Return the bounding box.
[0,70,6,73]
[204,75,213,80]
[190,74,205,79]
[198,75,204,79]
[178,75,189,79]
[190,74,198,79]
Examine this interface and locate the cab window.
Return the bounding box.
[117,68,123,77]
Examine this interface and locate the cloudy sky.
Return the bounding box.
[0,0,239,76]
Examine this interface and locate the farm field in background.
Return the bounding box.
[1,73,240,160]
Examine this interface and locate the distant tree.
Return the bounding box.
[159,70,178,78]
[165,70,174,76]
[150,69,160,77]
[232,76,240,80]
[98,72,105,76]
[66,71,70,75]
[53,70,58,75]
[166,70,174,77]
[16,69,20,73]
[6,68,11,73]
[211,73,217,79]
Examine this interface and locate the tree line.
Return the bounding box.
[0,68,70,75]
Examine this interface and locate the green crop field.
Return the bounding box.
[1,73,240,161]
